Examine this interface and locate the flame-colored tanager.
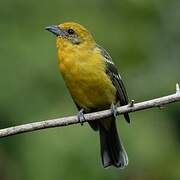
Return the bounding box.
[46,22,130,168]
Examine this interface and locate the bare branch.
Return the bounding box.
[0,84,180,138]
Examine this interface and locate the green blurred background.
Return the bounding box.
[0,0,180,179]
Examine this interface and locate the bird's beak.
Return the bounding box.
[45,25,65,37]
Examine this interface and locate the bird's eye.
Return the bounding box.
[67,28,75,35]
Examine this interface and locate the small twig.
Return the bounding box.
[176,83,180,94]
[0,84,179,138]
[129,100,135,107]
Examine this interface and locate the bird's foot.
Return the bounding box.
[111,103,118,118]
[77,109,86,126]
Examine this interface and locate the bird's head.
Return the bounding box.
[46,22,95,49]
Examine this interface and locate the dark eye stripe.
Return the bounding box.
[67,29,75,35]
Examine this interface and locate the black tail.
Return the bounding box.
[99,118,128,168]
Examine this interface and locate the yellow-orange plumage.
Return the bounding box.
[58,46,116,109]
[46,22,129,168]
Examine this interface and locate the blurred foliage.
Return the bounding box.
[0,0,180,179]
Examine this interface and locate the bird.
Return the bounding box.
[46,22,130,168]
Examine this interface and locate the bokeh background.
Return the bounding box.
[0,0,180,179]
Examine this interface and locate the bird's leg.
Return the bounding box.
[111,103,118,118]
[77,109,86,126]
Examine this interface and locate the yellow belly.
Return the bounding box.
[59,48,116,110]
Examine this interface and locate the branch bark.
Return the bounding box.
[0,84,180,138]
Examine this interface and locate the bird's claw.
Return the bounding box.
[77,109,86,126]
[111,103,118,118]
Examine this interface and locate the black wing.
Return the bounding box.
[97,44,130,123]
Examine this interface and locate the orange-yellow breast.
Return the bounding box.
[58,46,116,110]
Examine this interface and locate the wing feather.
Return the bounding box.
[97,44,130,123]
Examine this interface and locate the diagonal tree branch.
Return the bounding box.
[0,83,180,138]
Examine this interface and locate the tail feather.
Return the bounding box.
[99,119,128,168]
